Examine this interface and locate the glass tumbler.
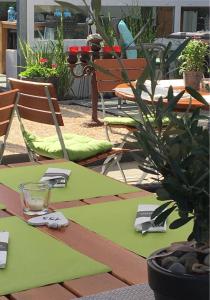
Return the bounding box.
[19,182,51,215]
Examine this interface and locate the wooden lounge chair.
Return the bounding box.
[8,78,127,178]
[0,89,18,163]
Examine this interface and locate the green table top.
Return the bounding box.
[0,216,110,296]
[60,196,192,258]
[0,203,5,210]
[0,162,138,203]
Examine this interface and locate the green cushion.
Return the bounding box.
[104,116,138,126]
[104,116,169,127]
[23,131,112,161]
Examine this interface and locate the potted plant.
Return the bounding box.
[19,22,73,100]
[130,47,209,300]
[178,39,209,90]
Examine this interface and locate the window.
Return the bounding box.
[34,5,88,40]
[181,7,209,32]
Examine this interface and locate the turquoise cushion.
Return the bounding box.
[118,20,137,59]
[104,116,170,127]
[23,131,112,161]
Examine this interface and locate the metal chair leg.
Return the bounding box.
[101,153,127,183]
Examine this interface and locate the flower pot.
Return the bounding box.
[183,71,203,90]
[147,249,209,300]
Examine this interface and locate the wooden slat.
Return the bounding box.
[8,161,38,167]
[19,94,60,112]
[94,58,146,69]
[118,190,151,199]
[42,222,148,284]
[0,184,24,217]
[0,105,13,122]
[0,121,8,137]
[9,78,57,98]
[50,200,86,209]
[97,69,145,81]
[38,159,67,164]
[0,89,17,108]
[18,105,64,126]
[0,210,11,218]
[63,273,127,297]
[0,165,8,169]
[83,195,120,204]
[97,80,125,92]
[10,284,77,300]
[0,296,9,300]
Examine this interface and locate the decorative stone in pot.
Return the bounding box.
[183,71,203,91]
[147,248,209,300]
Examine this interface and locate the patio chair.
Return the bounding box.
[94,58,147,142]
[0,89,18,164]
[8,78,127,179]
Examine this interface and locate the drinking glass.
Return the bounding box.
[19,182,51,215]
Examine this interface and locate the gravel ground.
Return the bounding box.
[5,103,128,156]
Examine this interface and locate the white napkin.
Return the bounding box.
[134,204,166,234]
[40,168,71,188]
[0,232,9,268]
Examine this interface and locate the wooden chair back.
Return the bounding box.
[0,89,18,137]
[94,58,147,93]
[0,89,18,163]
[8,78,64,126]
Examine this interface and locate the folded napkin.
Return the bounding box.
[0,232,9,268]
[40,168,71,188]
[134,204,166,234]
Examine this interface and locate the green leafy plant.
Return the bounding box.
[129,46,209,244]
[19,21,73,99]
[19,59,58,78]
[178,39,209,73]
[122,1,156,44]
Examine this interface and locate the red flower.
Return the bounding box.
[39,58,48,63]
[51,63,57,68]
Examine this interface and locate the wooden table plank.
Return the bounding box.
[42,222,148,285]
[8,162,38,167]
[63,273,127,297]
[0,210,11,218]
[0,184,24,217]
[10,284,77,300]
[83,195,120,205]
[38,159,67,165]
[50,201,86,209]
[118,190,151,199]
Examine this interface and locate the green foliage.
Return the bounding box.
[19,21,73,99]
[131,45,209,243]
[178,39,209,73]
[122,2,156,44]
[19,64,58,78]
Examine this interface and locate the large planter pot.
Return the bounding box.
[183,71,203,90]
[148,249,209,300]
